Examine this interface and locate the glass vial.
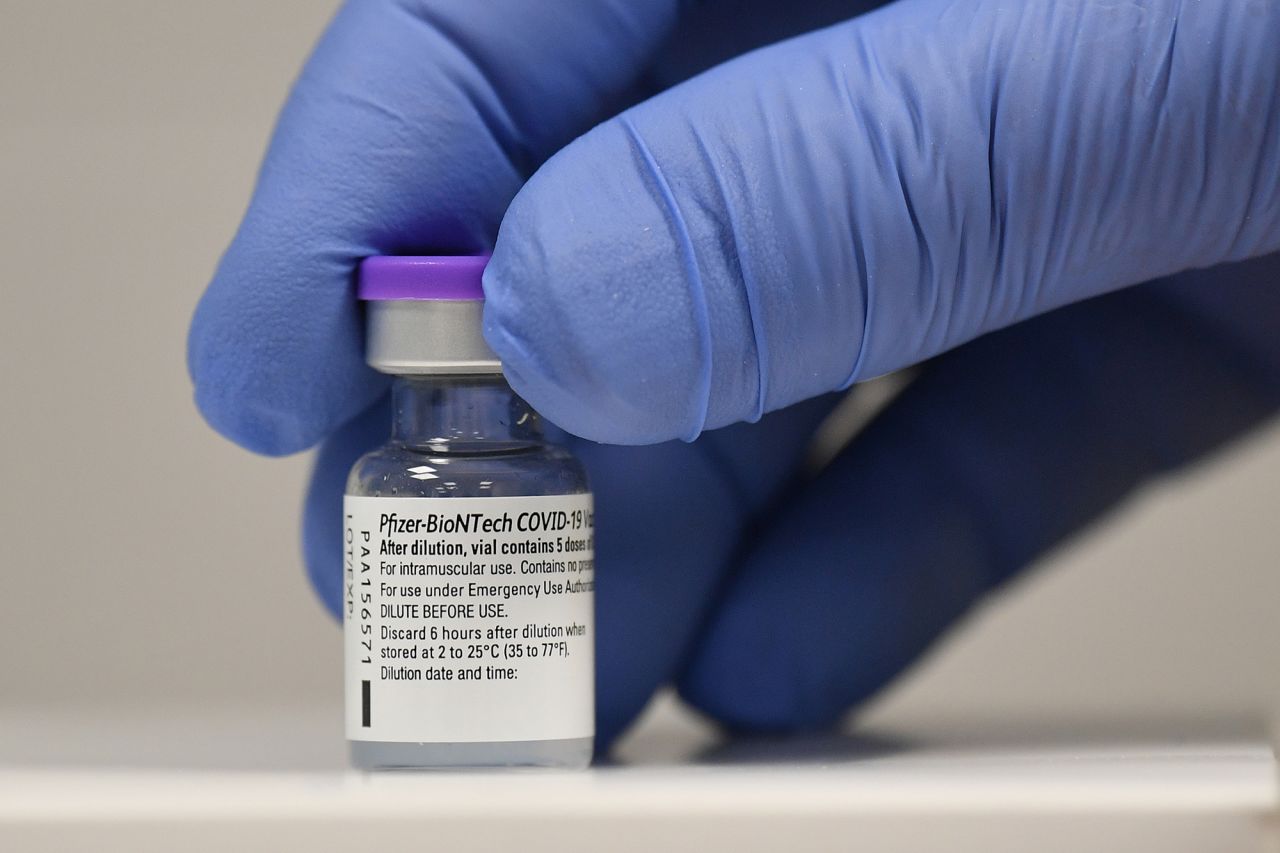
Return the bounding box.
[344,256,594,769]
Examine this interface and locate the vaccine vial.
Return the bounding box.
[344,256,594,769]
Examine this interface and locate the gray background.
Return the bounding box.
[1,1,1277,742]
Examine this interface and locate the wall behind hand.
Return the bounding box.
[0,1,1276,739]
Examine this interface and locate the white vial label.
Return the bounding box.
[343,494,595,743]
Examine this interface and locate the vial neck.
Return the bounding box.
[390,374,543,453]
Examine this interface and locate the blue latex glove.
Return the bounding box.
[189,0,1280,744]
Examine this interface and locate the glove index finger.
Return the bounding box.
[189,0,680,455]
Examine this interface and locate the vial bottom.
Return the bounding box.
[349,736,593,770]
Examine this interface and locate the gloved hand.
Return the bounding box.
[189,0,1280,745]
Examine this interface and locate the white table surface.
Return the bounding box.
[1,699,1275,852]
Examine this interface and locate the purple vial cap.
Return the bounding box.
[358,255,490,301]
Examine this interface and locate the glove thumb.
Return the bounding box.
[485,0,1280,444]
